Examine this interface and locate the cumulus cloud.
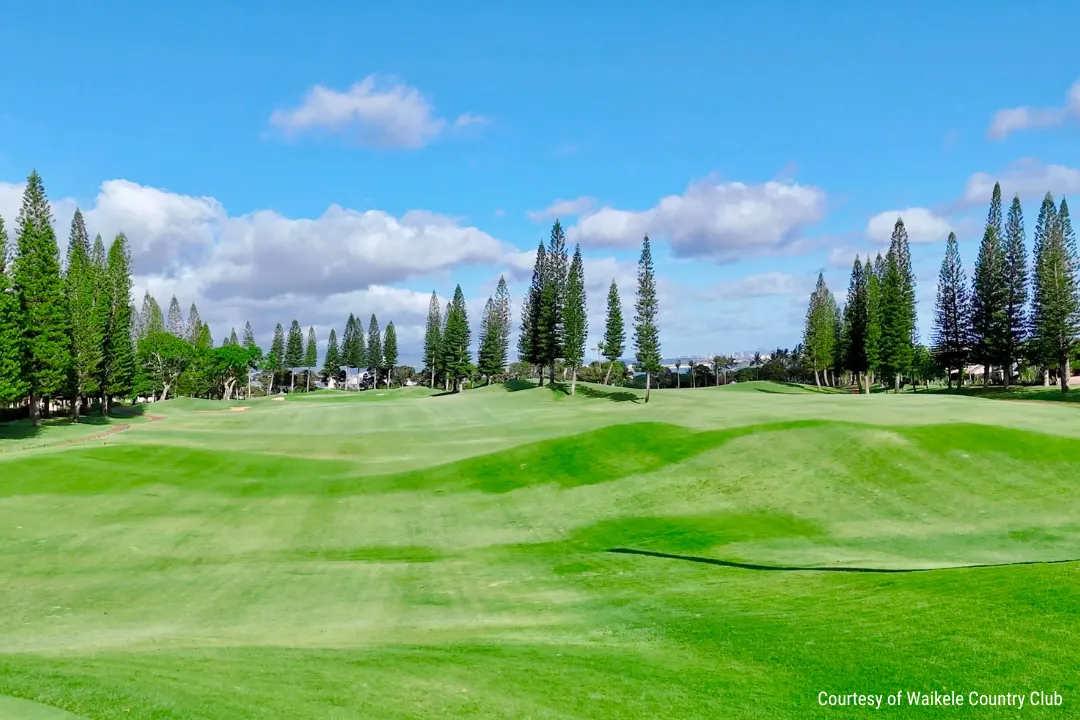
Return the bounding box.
[866,207,952,244]
[268,74,484,149]
[526,196,597,223]
[567,177,827,262]
[960,158,1080,207]
[987,79,1080,140]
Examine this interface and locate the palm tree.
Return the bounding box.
[688,358,696,388]
[674,359,682,388]
[751,352,763,380]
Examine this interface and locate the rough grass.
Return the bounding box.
[1,381,1078,718]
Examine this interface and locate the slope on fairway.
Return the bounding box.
[0,382,1078,718]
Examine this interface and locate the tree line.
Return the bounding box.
[497,221,663,400]
[933,185,1078,392]
[1,171,137,424]
[803,182,1079,393]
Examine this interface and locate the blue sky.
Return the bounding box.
[1,2,1078,365]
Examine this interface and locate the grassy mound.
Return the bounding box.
[1,385,1078,718]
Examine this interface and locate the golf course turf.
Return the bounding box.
[1,381,1077,718]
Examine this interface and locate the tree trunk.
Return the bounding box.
[160,384,170,401]
[1060,357,1070,393]
[537,366,544,387]
[676,369,681,389]
[604,361,614,386]
[714,368,719,386]
[983,364,989,388]
[71,392,81,422]
[893,374,900,394]
[306,370,311,392]
[813,369,820,387]
[644,371,651,403]
[28,394,40,426]
[430,368,435,389]
[570,366,578,395]
[1003,363,1011,390]
[690,366,696,389]
[290,372,295,393]
[549,363,556,386]
[1044,367,1051,387]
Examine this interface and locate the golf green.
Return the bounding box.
[1,381,1077,718]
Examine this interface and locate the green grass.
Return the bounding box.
[1,380,1078,718]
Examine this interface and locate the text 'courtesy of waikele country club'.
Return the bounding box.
[817,690,1064,710]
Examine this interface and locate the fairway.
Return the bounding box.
[2,382,1078,718]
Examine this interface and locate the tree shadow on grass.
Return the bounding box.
[575,384,640,403]
[502,379,538,392]
[607,547,1080,574]
[0,420,40,442]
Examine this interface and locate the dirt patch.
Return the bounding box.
[49,413,166,448]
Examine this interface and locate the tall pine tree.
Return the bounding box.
[933,233,971,386]
[477,297,500,383]
[880,219,916,392]
[64,209,102,420]
[423,292,442,388]
[633,235,661,402]
[167,296,185,337]
[1001,195,1028,387]
[442,285,472,392]
[321,328,341,383]
[0,214,27,404]
[563,244,587,394]
[303,326,317,391]
[1031,194,1080,392]
[538,221,568,383]
[841,257,868,390]
[285,319,304,390]
[382,321,398,386]
[268,323,285,393]
[185,303,202,344]
[971,187,1007,386]
[228,328,239,346]
[864,254,883,392]
[803,273,837,387]
[493,276,511,372]
[367,314,382,387]
[518,241,545,383]
[13,171,69,424]
[441,301,452,390]
[601,279,625,386]
[101,234,135,411]
[243,321,255,349]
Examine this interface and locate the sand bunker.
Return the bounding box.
[272,397,285,402]
[229,406,251,412]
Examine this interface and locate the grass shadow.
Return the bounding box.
[575,384,640,403]
[501,379,537,392]
[607,547,1080,574]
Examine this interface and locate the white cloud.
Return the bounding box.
[987,79,1080,140]
[268,74,483,149]
[7,176,516,360]
[960,158,1080,207]
[704,272,799,300]
[453,113,490,130]
[526,196,597,223]
[567,177,827,262]
[866,207,952,244]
